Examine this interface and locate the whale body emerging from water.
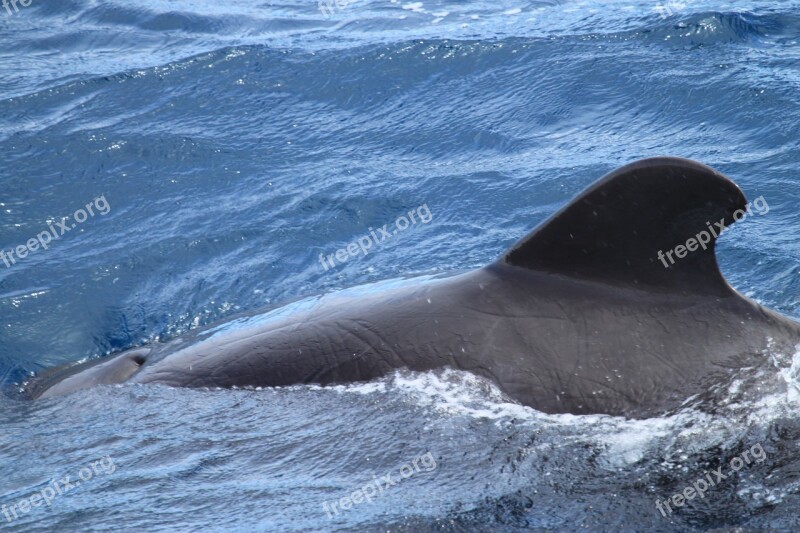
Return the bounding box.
[27,157,800,417]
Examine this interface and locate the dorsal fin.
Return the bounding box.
[499,157,748,296]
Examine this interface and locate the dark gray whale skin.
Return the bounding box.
[27,157,800,417]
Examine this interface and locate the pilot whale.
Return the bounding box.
[27,157,800,417]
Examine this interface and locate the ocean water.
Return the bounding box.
[2,0,800,531]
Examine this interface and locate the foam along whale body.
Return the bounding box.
[27,157,800,417]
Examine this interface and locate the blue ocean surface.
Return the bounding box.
[2,0,800,531]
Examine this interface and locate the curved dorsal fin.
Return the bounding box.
[499,157,747,296]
